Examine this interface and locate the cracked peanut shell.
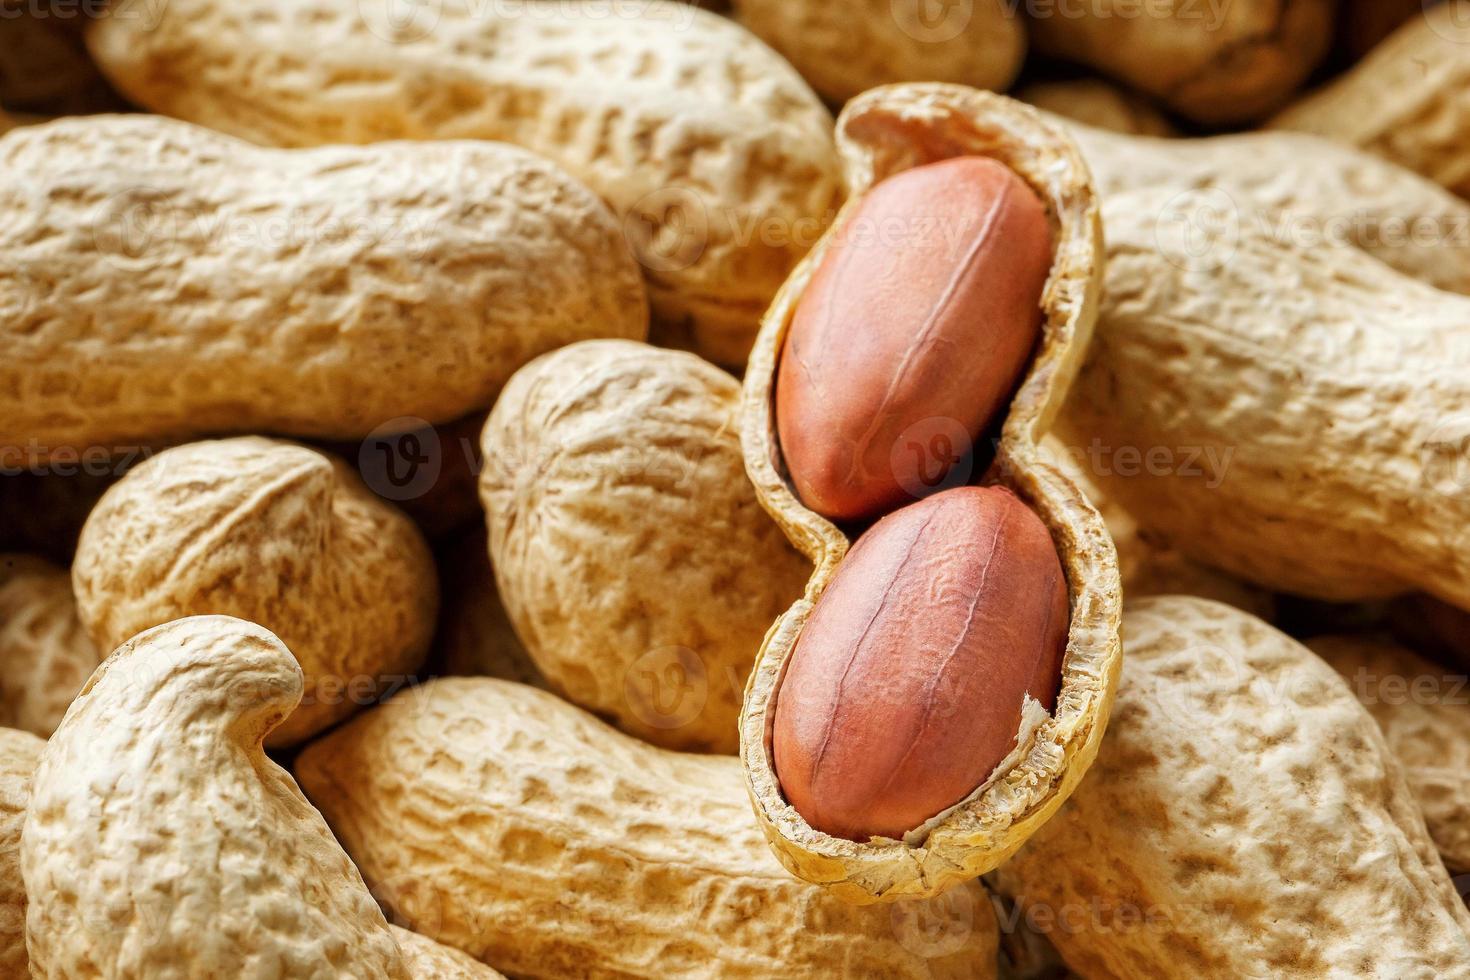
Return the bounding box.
[85,0,841,367]
[740,84,1121,903]
[0,113,647,456]
[991,597,1470,978]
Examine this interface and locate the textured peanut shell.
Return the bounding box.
[1059,184,1470,608]
[0,114,647,455]
[741,85,1120,902]
[0,727,43,978]
[732,0,1026,103]
[390,926,505,980]
[22,615,410,979]
[1065,120,1470,296]
[1017,81,1177,137]
[296,677,1000,979]
[0,554,100,738]
[1028,0,1334,124]
[1310,634,1470,875]
[73,437,438,746]
[434,533,547,691]
[85,0,841,367]
[991,597,1470,978]
[1272,5,1470,198]
[481,340,810,753]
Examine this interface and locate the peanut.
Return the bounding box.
[0,554,99,738]
[0,114,647,457]
[85,0,842,367]
[1271,4,1470,198]
[1059,184,1470,608]
[991,597,1470,978]
[1310,634,1470,874]
[391,926,506,980]
[22,615,412,978]
[1017,80,1177,137]
[774,486,1069,842]
[1064,119,1470,296]
[294,676,1001,978]
[776,156,1053,523]
[72,437,438,746]
[1027,0,1334,124]
[480,340,810,753]
[731,0,1026,102]
[741,85,1121,903]
[0,727,43,978]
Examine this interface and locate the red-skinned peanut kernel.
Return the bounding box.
[772,485,1070,842]
[775,156,1053,524]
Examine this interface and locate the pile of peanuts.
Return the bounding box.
[4,1,1470,977]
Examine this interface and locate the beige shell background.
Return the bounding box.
[1311,634,1470,874]
[480,340,810,753]
[0,114,647,455]
[732,0,1026,103]
[739,84,1121,903]
[0,555,99,738]
[1027,0,1335,124]
[72,437,439,746]
[296,677,1002,978]
[84,0,843,367]
[22,616,411,979]
[0,727,44,978]
[991,597,1470,978]
[1060,184,1470,609]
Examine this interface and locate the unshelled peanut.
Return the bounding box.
[1272,4,1470,198]
[776,156,1053,522]
[774,486,1069,842]
[0,554,99,738]
[85,0,842,366]
[0,727,43,978]
[1059,184,1470,609]
[1310,634,1470,874]
[740,84,1121,903]
[72,437,438,746]
[1018,80,1177,137]
[732,0,1026,102]
[295,677,1000,979]
[1027,0,1334,124]
[480,340,809,754]
[991,597,1470,978]
[22,616,412,978]
[0,114,646,457]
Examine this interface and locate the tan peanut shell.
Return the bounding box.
[295,677,1001,979]
[740,84,1120,903]
[731,0,1026,103]
[480,340,810,753]
[0,114,647,456]
[73,437,439,746]
[0,727,43,978]
[1017,80,1177,137]
[0,554,100,738]
[1027,0,1334,124]
[434,534,547,691]
[390,926,506,980]
[22,615,410,979]
[991,597,1470,978]
[1064,119,1470,296]
[1059,184,1470,608]
[85,0,842,367]
[1310,633,1470,875]
[1272,4,1470,198]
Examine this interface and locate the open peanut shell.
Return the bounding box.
[739,84,1122,904]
